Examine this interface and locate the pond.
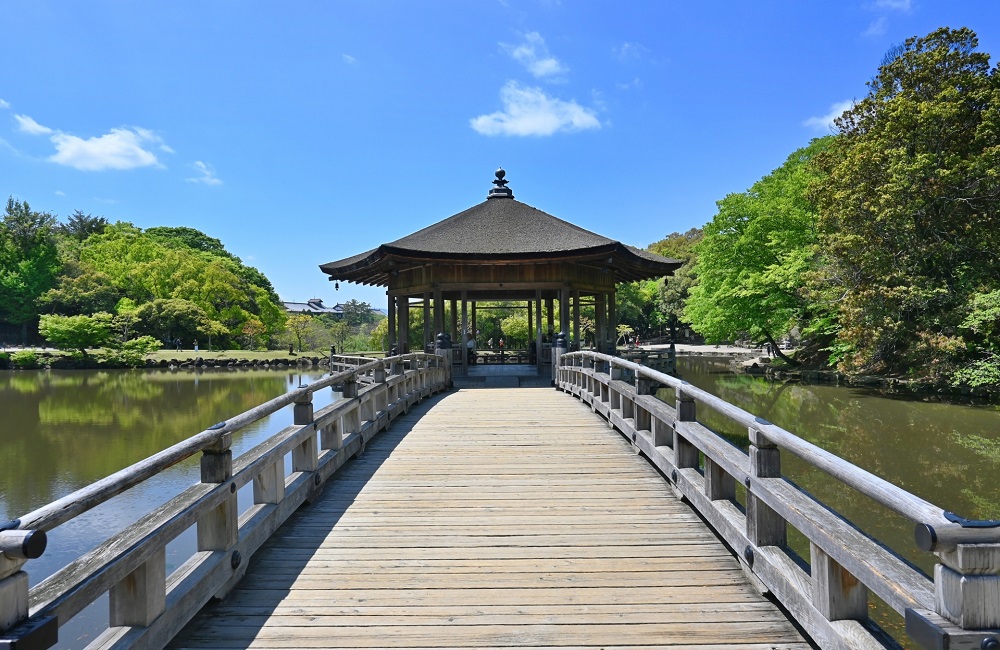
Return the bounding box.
[2,359,998,647]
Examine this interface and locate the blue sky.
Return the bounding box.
[2,1,999,309]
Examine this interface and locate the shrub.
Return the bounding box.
[11,350,39,369]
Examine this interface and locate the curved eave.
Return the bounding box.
[320,243,681,287]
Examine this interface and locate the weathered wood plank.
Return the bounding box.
[171,388,808,649]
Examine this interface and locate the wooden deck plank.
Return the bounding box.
[170,388,810,649]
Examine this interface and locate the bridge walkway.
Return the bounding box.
[170,388,810,649]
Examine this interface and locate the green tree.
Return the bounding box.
[812,27,1000,376]
[38,270,121,315]
[330,320,349,352]
[500,314,529,347]
[649,228,702,338]
[686,138,831,360]
[285,314,313,352]
[241,318,266,350]
[38,312,112,358]
[59,210,108,241]
[341,299,376,327]
[0,198,61,341]
[135,298,210,345]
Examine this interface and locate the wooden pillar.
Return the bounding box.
[460,291,468,374]
[398,296,410,353]
[595,293,607,354]
[471,301,477,343]
[423,291,431,352]
[450,299,458,341]
[559,288,570,339]
[433,287,444,337]
[546,297,554,339]
[572,290,580,350]
[387,294,396,353]
[528,300,534,343]
[535,291,544,370]
[608,287,618,354]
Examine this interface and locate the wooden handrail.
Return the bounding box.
[0,352,450,650]
[556,350,1000,650]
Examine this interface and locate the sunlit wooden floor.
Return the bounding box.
[170,388,810,649]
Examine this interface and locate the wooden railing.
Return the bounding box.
[555,350,1000,650]
[0,352,450,649]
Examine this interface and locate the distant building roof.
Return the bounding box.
[283,298,343,315]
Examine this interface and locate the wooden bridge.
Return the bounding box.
[2,349,999,649]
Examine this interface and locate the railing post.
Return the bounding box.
[934,543,1000,630]
[435,332,452,389]
[811,542,867,621]
[634,374,651,433]
[292,393,317,473]
[197,432,238,550]
[374,362,388,413]
[551,332,567,387]
[0,540,29,635]
[673,388,699,470]
[109,547,166,627]
[343,376,361,435]
[746,427,786,547]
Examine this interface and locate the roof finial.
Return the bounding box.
[487,167,514,199]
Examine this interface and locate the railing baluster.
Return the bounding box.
[704,457,735,501]
[109,547,165,627]
[673,388,699,470]
[746,426,786,547]
[197,433,237,552]
[810,542,867,621]
[292,393,318,473]
[0,568,28,632]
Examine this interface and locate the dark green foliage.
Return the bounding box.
[0,198,61,338]
[812,27,1000,377]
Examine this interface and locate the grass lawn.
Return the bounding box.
[144,349,385,362]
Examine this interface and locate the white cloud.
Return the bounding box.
[54,190,65,196]
[342,53,356,64]
[186,160,222,186]
[613,42,649,62]
[615,77,642,91]
[49,127,165,171]
[502,32,568,79]
[875,0,911,10]
[15,114,54,135]
[470,81,600,137]
[0,99,10,110]
[864,16,887,37]
[803,100,854,131]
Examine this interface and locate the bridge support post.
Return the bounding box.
[0,570,28,633]
[746,427,786,548]
[934,543,1000,630]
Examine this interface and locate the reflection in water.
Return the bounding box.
[669,356,1000,645]
[0,368,331,649]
